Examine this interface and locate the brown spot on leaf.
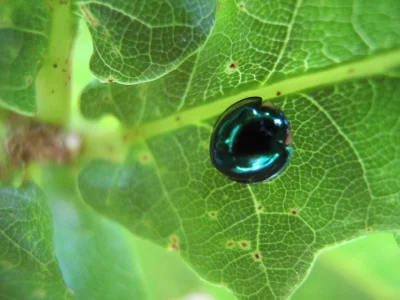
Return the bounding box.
[169,236,179,252]
[229,62,237,69]
[108,79,114,83]
[34,289,46,297]
[219,282,228,287]
[254,251,261,260]
[209,211,217,218]
[238,3,244,10]
[140,154,149,163]
[227,241,234,247]
[257,205,263,211]
[53,63,58,68]
[175,116,181,122]
[103,29,110,40]
[79,5,99,26]
[112,46,121,56]
[240,241,250,249]
[366,227,372,233]
[0,260,13,269]
[105,144,114,153]
[290,209,298,215]
[276,91,281,96]
[122,130,140,142]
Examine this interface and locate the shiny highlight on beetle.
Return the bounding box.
[209,97,293,184]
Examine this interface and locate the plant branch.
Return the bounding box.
[35,0,78,125]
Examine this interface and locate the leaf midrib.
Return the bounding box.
[123,49,400,143]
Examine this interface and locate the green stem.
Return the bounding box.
[35,0,77,125]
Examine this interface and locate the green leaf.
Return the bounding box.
[0,1,77,123]
[136,232,400,299]
[78,0,400,298]
[53,201,148,299]
[79,77,400,298]
[52,196,148,300]
[135,236,235,300]
[75,0,217,84]
[293,233,400,299]
[0,0,50,114]
[43,166,148,300]
[0,183,73,299]
[80,0,400,125]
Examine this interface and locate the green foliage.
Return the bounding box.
[43,166,147,299]
[0,0,50,114]
[293,233,400,299]
[0,183,73,299]
[53,202,147,299]
[77,0,400,298]
[0,0,399,299]
[80,0,400,124]
[76,0,217,84]
[79,77,400,298]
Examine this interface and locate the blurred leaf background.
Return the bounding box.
[66,22,400,300]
